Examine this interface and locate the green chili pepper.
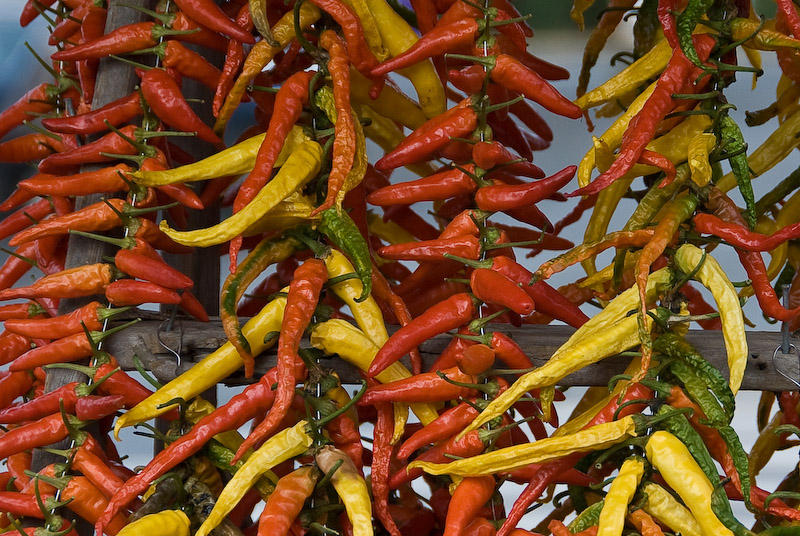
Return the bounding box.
[318,207,372,302]
[711,484,754,536]
[676,0,715,68]
[717,425,753,512]
[716,114,756,229]
[568,500,604,533]
[654,333,735,422]
[668,360,728,428]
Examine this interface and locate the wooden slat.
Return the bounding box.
[103,320,800,391]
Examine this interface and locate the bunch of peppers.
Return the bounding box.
[2,0,800,534]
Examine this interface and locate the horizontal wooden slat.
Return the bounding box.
[102,319,799,390]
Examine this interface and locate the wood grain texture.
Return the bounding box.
[102,320,800,391]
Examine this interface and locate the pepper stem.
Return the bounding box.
[97,306,133,321]
[94,318,142,344]
[314,380,367,427]
[68,229,134,249]
[108,54,152,71]
[435,371,498,396]
[116,3,174,24]
[315,459,344,490]
[443,253,492,269]
[43,362,97,376]
[483,95,524,114]
[0,247,38,267]
[124,201,179,216]
[468,307,509,331]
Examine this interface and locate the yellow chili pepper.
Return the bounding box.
[116,510,189,536]
[195,421,314,536]
[350,69,427,130]
[570,0,596,31]
[131,127,307,186]
[674,244,747,393]
[412,417,639,477]
[645,431,734,536]
[577,81,657,187]
[214,3,321,133]
[581,174,634,277]
[159,140,323,247]
[718,106,800,193]
[641,482,704,536]
[688,132,716,186]
[310,319,439,425]
[553,358,642,438]
[540,386,555,424]
[367,211,417,245]
[597,457,645,536]
[316,445,374,536]
[576,39,672,110]
[363,0,445,118]
[743,47,762,90]
[114,293,287,437]
[191,456,224,496]
[324,249,388,347]
[243,192,319,235]
[732,17,800,51]
[355,103,435,177]
[340,0,387,60]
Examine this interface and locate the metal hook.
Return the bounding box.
[773,284,799,389]
[157,315,183,368]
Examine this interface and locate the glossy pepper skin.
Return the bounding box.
[42,94,141,136]
[172,0,255,43]
[0,263,113,301]
[139,68,222,145]
[257,466,318,535]
[361,366,478,404]
[368,293,477,376]
[475,166,576,212]
[114,249,194,290]
[116,511,189,536]
[3,300,117,339]
[105,279,182,306]
[470,269,535,316]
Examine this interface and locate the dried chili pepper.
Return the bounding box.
[105,279,182,306]
[475,166,575,212]
[0,263,113,301]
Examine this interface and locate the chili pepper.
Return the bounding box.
[0,331,33,366]
[572,35,715,197]
[236,258,325,456]
[458,344,497,375]
[370,266,420,372]
[470,268,534,316]
[716,114,756,229]
[18,165,131,198]
[256,466,317,535]
[375,99,477,172]
[139,68,221,146]
[189,421,312,536]
[0,133,66,164]
[695,212,800,253]
[475,166,575,212]
[52,22,179,61]
[413,412,677,477]
[0,491,51,519]
[361,366,478,404]
[0,83,58,141]
[116,511,189,536]
[443,477,496,536]
[74,394,126,421]
[372,18,480,77]
[368,293,476,376]
[311,319,440,425]
[0,301,44,321]
[370,397,399,536]
[368,166,478,206]
[0,263,113,301]
[9,199,123,246]
[0,411,83,460]
[36,125,141,174]
[645,431,734,536]
[0,198,53,240]
[319,210,372,302]
[105,279,181,306]
[42,92,134,136]
[313,31,357,215]
[154,40,222,91]
[113,249,193,290]
[159,139,323,248]
[213,6,252,117]
[4,301,124,340]
[0,370,33,411]
[397,400,480,460]
[379,235,481,262]
[33,473,127,536]
[472,141,543,177]
[172,0,256,43]
[640,483,703,536]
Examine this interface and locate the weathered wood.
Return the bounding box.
[102,320,800,391]
[33,0,156,477]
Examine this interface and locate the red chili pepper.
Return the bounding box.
[398,400,480,460]
[0,371,33,411]
[0,491,51,519]
[0,382,82,424]
[372,18,480,77]
[0,301,44,321]
[361,366,477,404]
[314,30,356,215]
[372,398,400,536]
[42,93,142,135]
[457,344,496,376]
[308,0,378,72]
[10,199,128,246]
[472,141,543,178]
[0,263,113,302]
[657,0,679,48]
[139,68,222,145]
[369,293,477,376]
[214,5,252,117]
[114,249,194,290]
[368,166,478,206]
[159,40,222,91]
[4,301,124,340]
[0,198,54,240]
[371,268,423,374]
[56,444,125,499]
[378,235,481,262]
[75,395,126,421]
[37,125,140,173]
[105,279,182,306]
[98,377,276,530]
[76,5,107,105]
[35,473,127,536]
[475,165,575,212]
[777,0,800,39]
[235,259,325,458]
[0,412,82,460]
[229,70,315,268]
[375,99,478,172]
[694,212,800,252]
[0,331,33,367]
[571,34,716,197]
[444,477,496,536]
[52,22,160,61]
[173,0,255,43]
[470,268,534,316]
[680,282,722,330]
[0,83,58,141]
[23,165,132,198]
[0,133,66,164]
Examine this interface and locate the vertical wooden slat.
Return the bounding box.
[31,0,156,478]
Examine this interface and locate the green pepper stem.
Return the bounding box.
[469,307,509,331]
[314,380,367,428]
[443,253,492,269]
[68,230,133,249]
[435,371,498,396]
